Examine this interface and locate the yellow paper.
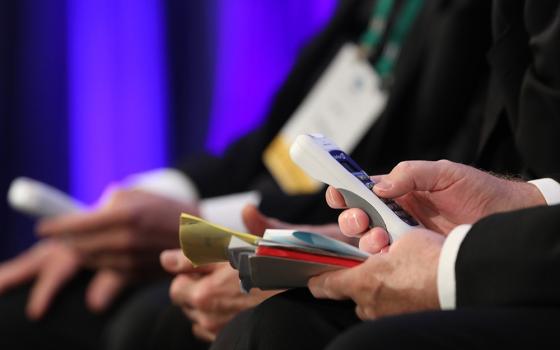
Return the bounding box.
[179,213,260,266]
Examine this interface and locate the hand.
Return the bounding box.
[161,250,279,342]
[327,160,546,252]
[160,204,347,341]
[0,240,128,319]
[159,205,305,341]
[308,228,443,319]
[37,189,198,275]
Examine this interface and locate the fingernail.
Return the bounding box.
[374,180,392,191]
[326,187,335,204]
[342,212,360,232]
[351,212,361,231]
[342,212,361,232]
[161,250,179,269]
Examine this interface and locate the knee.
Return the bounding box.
[213,289,319,350]
[219,288,356,350]
[102,282,170,350]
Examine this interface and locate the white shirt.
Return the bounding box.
[437,178,560,309]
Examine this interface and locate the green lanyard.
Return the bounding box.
[359,0,395,56]
[359,0,423,84]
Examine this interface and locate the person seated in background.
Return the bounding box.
[0,0,493,349]
[145,0,499,348]
[207,0,560,349]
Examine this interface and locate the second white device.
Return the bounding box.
[7,177,85,217]
[290,133,421,242]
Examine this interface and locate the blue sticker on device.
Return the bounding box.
[329,150,374,190]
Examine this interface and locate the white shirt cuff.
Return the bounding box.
[200,191,262,232]
[437,224,472,310]
[528,178,560,206]
[120,168,200,203]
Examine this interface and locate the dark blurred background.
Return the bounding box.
[0,0,337,260]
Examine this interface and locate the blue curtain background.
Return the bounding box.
[0,0,336,261]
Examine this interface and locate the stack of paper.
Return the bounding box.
[179,213,368,291]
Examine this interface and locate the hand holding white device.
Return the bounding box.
[7,177,85,217]
[289,134,421,242]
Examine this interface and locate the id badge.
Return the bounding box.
[263,43,388,194]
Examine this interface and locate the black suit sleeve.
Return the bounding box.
[517,1,560,178]
[456,204,560,308]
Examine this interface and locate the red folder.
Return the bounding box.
[256,245,362,268]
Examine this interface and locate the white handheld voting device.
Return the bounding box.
[290,134,421,242]
[7,177,85,217]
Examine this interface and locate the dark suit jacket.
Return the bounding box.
[475,0,560,178]
[179,0,492,225]
[455,0,560,307]
[457,204,560,308]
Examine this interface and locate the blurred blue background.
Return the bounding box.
[0,0,337,260]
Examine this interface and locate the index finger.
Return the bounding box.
[373,160,459,198]
[36,208,134,237]
[26,246,80,319]
[0,245,46,294]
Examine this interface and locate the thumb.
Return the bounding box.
[86,269,127,313]
[373,160,457,198]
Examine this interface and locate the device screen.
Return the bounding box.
[329,150,374,190]
[328,150,419,226]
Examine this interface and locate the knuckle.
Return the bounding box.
[191,289,212,310]
[435,159,453,168]
[394,161,413,174]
